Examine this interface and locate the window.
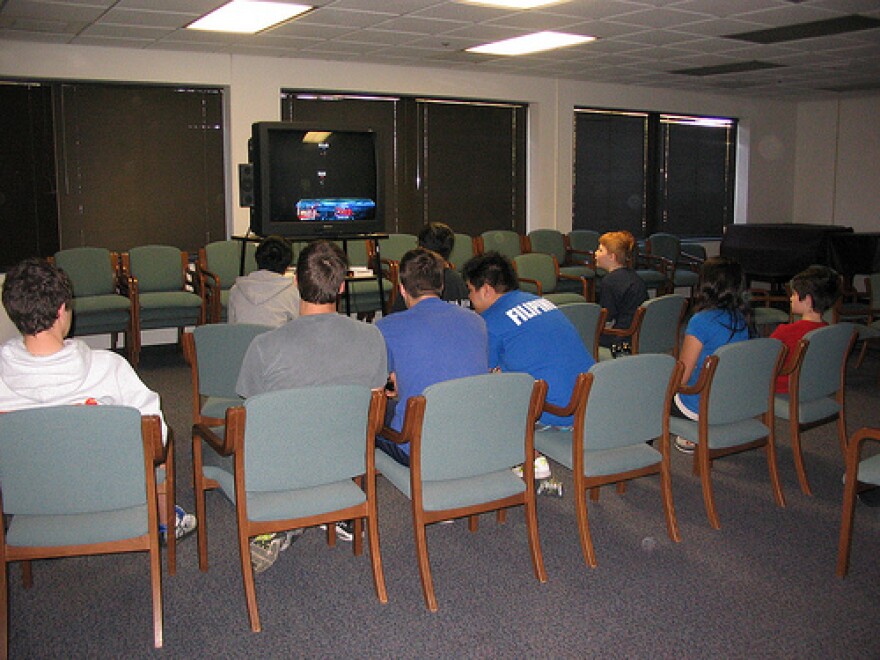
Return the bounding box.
[573,108,736,239]
[282,92,527,237]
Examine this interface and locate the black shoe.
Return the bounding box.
[858,487,880,507]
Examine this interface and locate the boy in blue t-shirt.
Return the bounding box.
[462,251,595,481]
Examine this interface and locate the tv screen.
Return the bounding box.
[249,121,383,238]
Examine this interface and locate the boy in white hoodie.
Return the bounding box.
[0,257,195,541]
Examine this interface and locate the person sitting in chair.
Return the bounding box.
[227,234,300,327]
[0,257,195,543]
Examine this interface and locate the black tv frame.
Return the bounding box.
[248,120,384,239]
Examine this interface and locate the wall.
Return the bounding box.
[0,39,826,238]
[794,96,880,233]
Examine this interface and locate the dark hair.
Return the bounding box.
[2,257,73,335]
[790,264,841,314]
[255,235,293,274]
[695,256,751,337]
[296,240,348,304]
[460,251,519,293]
[417,222,455,261]
[399,248,444,298]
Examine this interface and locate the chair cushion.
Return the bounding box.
[376,449,525,511]
[774,394,840,424]
[535,427,662,476]
[6,505,148,547]
[858,453,880,486]
[669,416,770,449]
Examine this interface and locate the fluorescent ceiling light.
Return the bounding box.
[459,0,567,8]
[467,31,595,56]
[187,1,312,34]
[303,131,332,143]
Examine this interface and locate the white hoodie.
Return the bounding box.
[227,270,300,328]
[0,338,168,443]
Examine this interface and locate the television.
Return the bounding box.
[248,121,383,238]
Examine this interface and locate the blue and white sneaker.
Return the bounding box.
[159,505,197,545]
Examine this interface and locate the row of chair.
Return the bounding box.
[0,320,866,650]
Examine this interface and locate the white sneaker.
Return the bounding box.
[512,456,552,480]
[534,456,551,479]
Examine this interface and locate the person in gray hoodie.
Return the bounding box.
[0,257,195,542]
[228,235,300,327]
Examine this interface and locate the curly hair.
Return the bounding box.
[2,258,73,335]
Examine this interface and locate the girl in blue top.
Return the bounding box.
[674,257,752,452]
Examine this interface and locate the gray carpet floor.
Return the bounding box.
[7,343,880,658]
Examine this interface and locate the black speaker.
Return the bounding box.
[238,163,255,208]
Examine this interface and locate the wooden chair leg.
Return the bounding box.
[589,486,600,501]
[495,509,506,524]
[1,560,7,658]
[790,420,813,496]
[149,540,164,648]
[836,455,859,577]
[575,482,598,568]
[353,517,363,557]
[765,436,786,508]
[469,515,479,532]
[413,519,437,612]
[366,512,387,604]
[616,482,627,495]
[523,493,547,582]
[836,413,848,456]
[192,439,209,572]
[698,445,721,530]
[660,459,681,543]
[239,532,261,632]
[164,437,177,575]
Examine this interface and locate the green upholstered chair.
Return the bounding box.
[476,229,525,258]
[527,229,597,298]
[747,287,792,337]
[853,273,880,369]
[632,242,672,296]
[0,405,165,650]
[513,252,590,305]
[598,293,688,361]
[377,373,548,611]
[182,323,271,428]
[448,232,476,271]
[774,323,856,495]
[558,302,607,361]
[198,240,258,323]
[535,354,682,567]
[669,338,787,530]
[646,232,702,299]
[567,229,605,280]
[837,427,880,576]
[377,233,418,308]
[192,386,387,632]
[335,239,394,319]
[52,247,137,364]
[122,245,205,351]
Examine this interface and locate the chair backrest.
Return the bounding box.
[527,229,567,262]
[380,233,418,263]
[54,247,117,297]
[480,230,523,258]
[559,302,605,358]
[568,229,600,253]
[0,405,148,516]
[582,354,677,450]
[128,245,186,293]
[635,294,687,355]
[417,373,538,481]
[797,323,855,402]
[647,232,681,263]
[681,242,707,262]
[706,338,783,424]
[242,385,373,492]
[449,232,476,269]
[201,240,258,290]
[191,323,271,399]
[513,252,558,293]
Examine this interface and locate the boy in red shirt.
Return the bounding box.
[770,265,841,393]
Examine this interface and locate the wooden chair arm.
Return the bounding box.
[517,276,543,296]
[568,248,596,267]
[542,373,588,418]
[602,325,637,339]
[193,405,244,456]
[677,355,715,396]
[380,425,406,444]
[142,415,167,464]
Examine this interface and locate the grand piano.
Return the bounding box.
[720,223,880,288]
